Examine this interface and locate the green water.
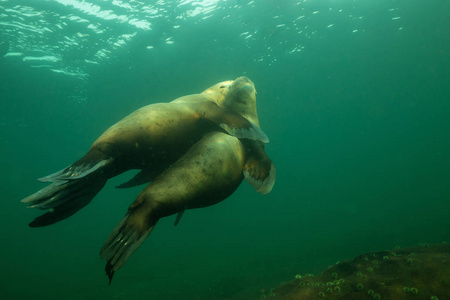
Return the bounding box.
[1,0,449,299]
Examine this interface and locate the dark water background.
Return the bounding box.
[1,0,449,299]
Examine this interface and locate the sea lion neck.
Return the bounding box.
[221,76,260,127]
[201,80,233,104]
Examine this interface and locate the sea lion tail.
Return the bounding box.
[21,151,113,227]
[100,210,156,284]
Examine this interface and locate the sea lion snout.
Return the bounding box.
[232,76,255,88]
[222,76,259,127]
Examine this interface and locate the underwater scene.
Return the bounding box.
[1,0,449,299]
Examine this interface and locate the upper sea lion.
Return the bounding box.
[21,78,268,227]
[100,77,275,283]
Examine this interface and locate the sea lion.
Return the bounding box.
[100,77,275,283]
[21,78,268,227]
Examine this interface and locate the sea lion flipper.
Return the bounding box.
[202,102,269,143]
[100,210,156,280]
[219,120,269,143]
[244,161,276,195]
[242,140,276,195]
[22,176,106,227]
[25,183,104,227]
[38,159,110,182]
[174,210,185,226]
[21,150,112,226]
[116,169,156,189]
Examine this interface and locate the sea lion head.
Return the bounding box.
[221,76,260,127]
[201,80,234,104]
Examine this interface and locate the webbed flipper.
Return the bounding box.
[116,169,156,189]
[21,149,113,226]
[242,140,276,195]
[38,159,109,183]
[244,161,276,195]
[100,205,156,284]
[25,179,105,227]
[174,209,185,226]
[219,119,269,143]
[201,102,269,143]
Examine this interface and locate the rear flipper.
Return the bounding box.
[38,158,111,183]
[100,209,156,284]
[116,169,158,189]
[22,178,106,227]
[21,150,113,227]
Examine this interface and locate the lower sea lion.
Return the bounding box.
[100,79,275,283]
[21,78,268,227]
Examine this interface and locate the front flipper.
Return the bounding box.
[244,161,276,195]
[201,102,269,143]
[242,140,276,195]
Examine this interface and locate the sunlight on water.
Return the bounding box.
[1,1,449,299]
[0,0,405,79]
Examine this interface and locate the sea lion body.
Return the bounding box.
[92,84,235,173]
[101,131,247,281]
[131,131,245,219]
[100,77,276,283]
[90,99,228,175]
[21,79,268,227]
[21,76,275,283]
[140,132,246,211]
